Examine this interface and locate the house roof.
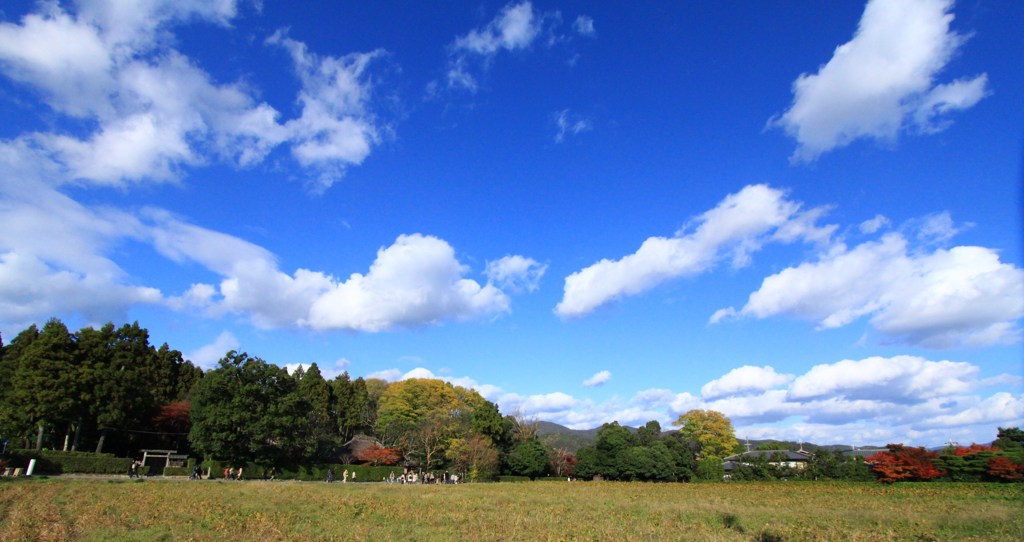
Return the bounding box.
[723,450,812,462]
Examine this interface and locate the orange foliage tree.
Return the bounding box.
[355,444,402,466]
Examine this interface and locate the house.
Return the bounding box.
[722,450,813,472]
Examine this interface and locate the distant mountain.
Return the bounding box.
[536,421,886,455]
[536,421,606,453]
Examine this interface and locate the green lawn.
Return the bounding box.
[1,478,1021,541]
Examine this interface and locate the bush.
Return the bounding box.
[6,450,136,475]
[163,466,190,477]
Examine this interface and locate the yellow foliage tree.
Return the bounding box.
[672,409,738,459]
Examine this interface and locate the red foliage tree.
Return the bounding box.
[355,444,402,466]
[952,444,996,456]
[151,400,191,434]
[868,444,945,483]
[550,448,577,478]
[986,456,1024,482]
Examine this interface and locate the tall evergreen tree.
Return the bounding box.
[189,351,301,466]
[9,319,81,449]
[293,363,337,462]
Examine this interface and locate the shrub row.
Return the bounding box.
[6,450,140,475]
[9,449,116,459]
[196,461,408,482]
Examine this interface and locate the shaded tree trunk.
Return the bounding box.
[35,423,44,450]
[71,419,82,451]
[95,427,108,454]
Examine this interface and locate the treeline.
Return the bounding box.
[0,319,573,480]
[0,319,200,456]
[2,318,1022,484]
[867,433,1024,483]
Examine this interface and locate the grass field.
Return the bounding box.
[1,478,1021,541]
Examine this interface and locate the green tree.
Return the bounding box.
[993,427,1024,452]
[618,441,677,481]
[189,351,301,467]
[446,434,500,481]
[507,438,549,479]
[695,456,725,481]
[636,420,662,446]
[79,322,155,454]
[0,325,40,447]
[293,363,338,462]
[573,422,637,480]
[673,409,739,459]
[8,319,81,450]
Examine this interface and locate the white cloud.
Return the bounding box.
[0,2,385,191]
[484,255,547,293]
[443,1,565,93]
[859,214,890,234]
[186,331,240,370]
[353,356,1021,443]
[268,31,385,192]
[573,15,595,37]
[155,227,520,331]
[771,0,988,161]
[920,392,1024,428]
[305,234,511,332]
[455,1,539,55]
[788,355,978,402]
[582,370,611,388]
[0,8,113,117]
[701,365,794,400]
[557,184,835,318]
[554,109,592,143]
[0,141,162,328]
[366,368,402,381]
[716,228,1024,348]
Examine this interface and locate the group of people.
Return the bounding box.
[222,466,244,480]
[127,460,143,478]
[325,468,356,483]
[386,471,459,484]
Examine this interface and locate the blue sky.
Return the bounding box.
[1,0,1021,446]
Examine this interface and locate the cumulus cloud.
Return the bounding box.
[770,0,988,161]
[556,184,835,318]
[185,331,240,370]
[158,228,519,332]
[0,1,385,191]
[701,366,794,400]
[268,31,386,192]
[582,370,611,388]
[0,148,529,330]
[484,255,547,293]
[715,226,1024,348]
[305,234,511,332]
[357,353,1021,443]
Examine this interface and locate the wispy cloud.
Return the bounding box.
[554,109,592,143]
[556,184,835,318]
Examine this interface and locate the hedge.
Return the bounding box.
[196,461,405,482]
[5,450,142,475]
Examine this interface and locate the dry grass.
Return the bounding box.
[1,478,1021,541]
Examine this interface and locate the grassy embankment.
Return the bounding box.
[1,478,1021,541]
